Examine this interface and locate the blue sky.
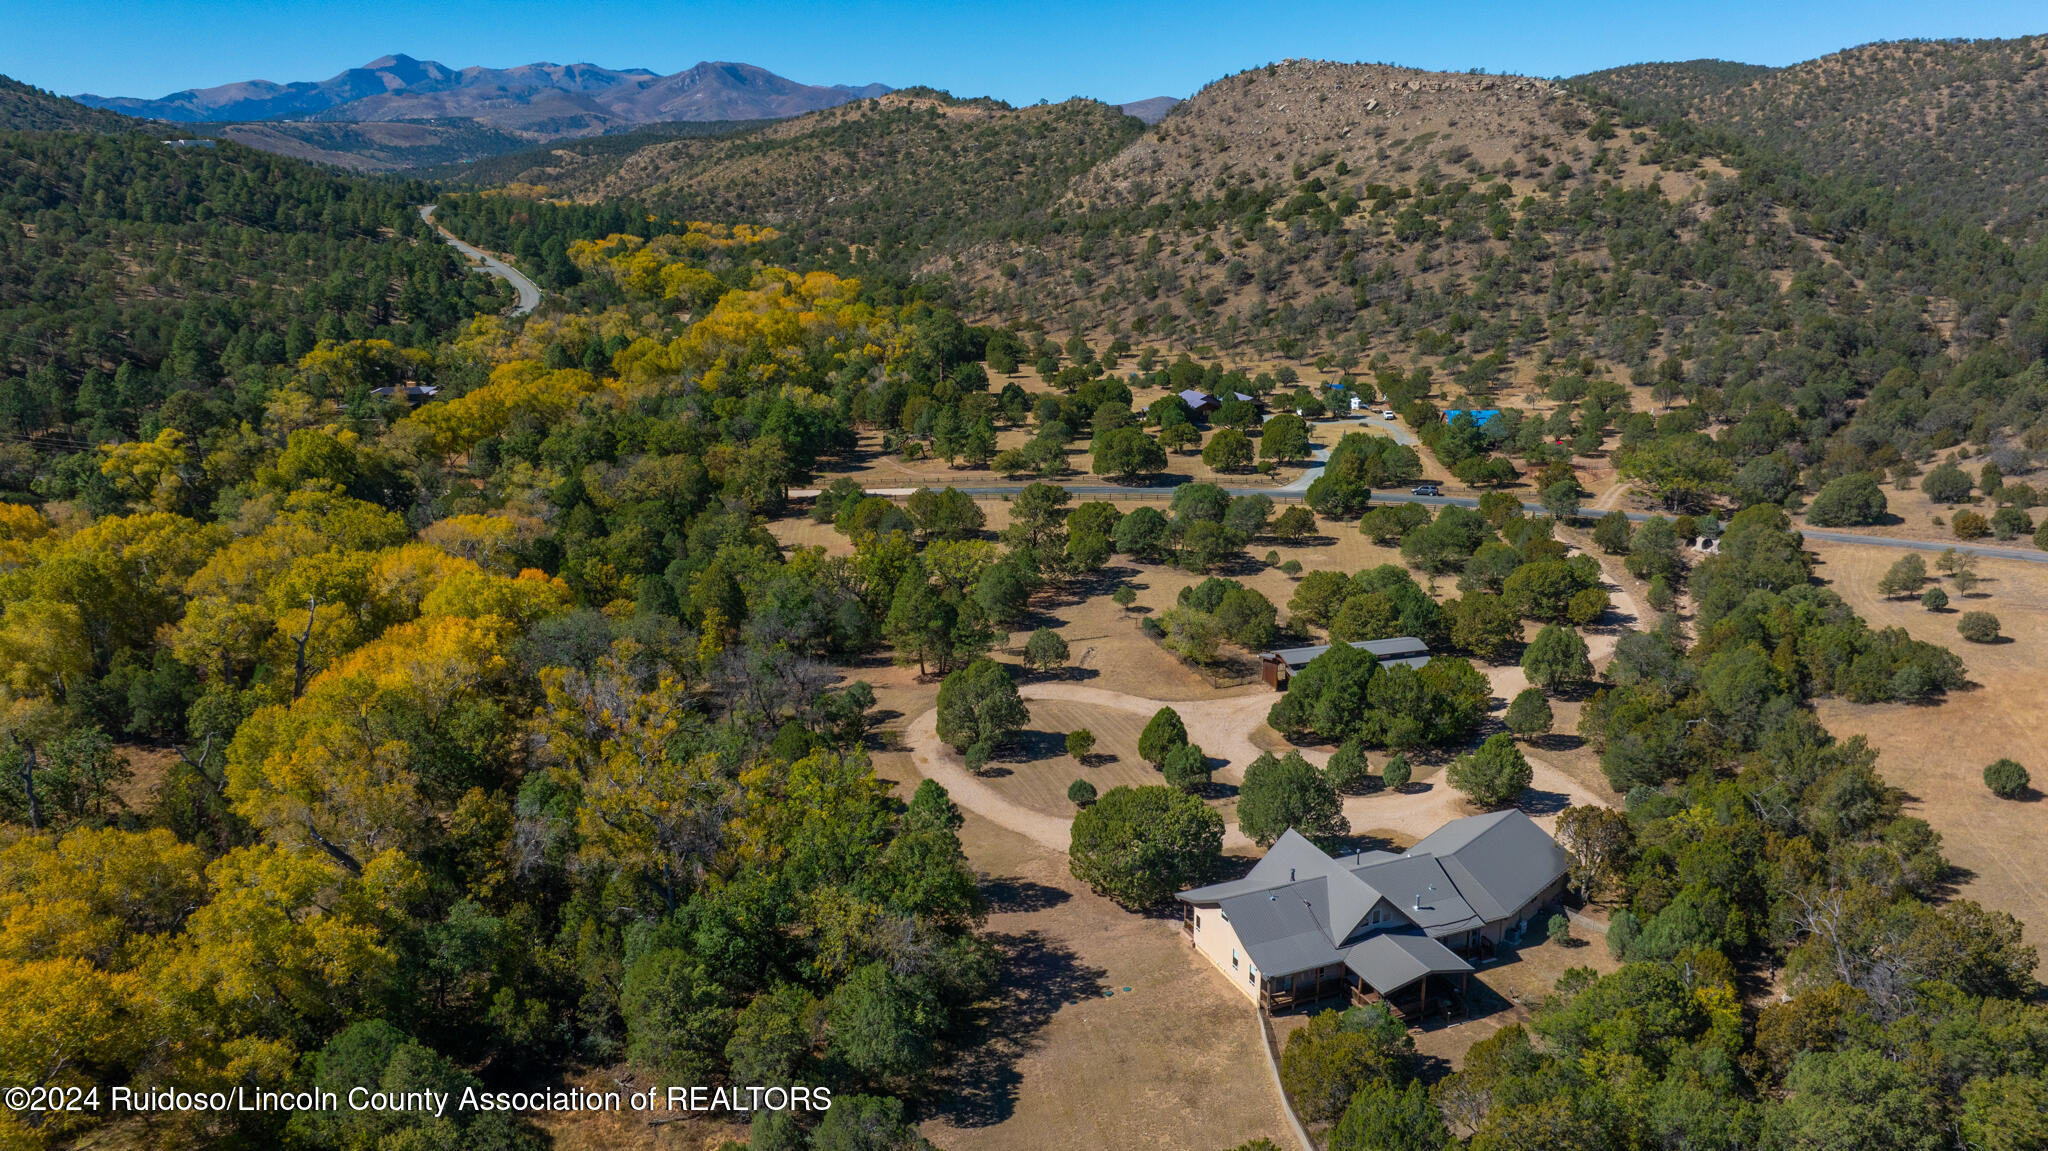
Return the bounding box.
[4,0,2044,103]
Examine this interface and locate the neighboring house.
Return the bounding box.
[1177,810,1569,1016]
[1258,637,1430,690]
[369,385,440,404]
[1180,389,1257,415]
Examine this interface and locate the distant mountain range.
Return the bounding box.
[1117,97,1179,124]
[75,54,892,133]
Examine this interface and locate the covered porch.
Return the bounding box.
[1342,930,1476,1023]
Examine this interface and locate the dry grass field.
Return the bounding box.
[901,769,1294,1151]
[981,698,1166,818]
[1807,540,2048,968]
[1787,455,2029,545]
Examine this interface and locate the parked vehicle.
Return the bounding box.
[1411,484,1440,496]
[1381,410,1397,420]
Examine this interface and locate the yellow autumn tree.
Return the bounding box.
[611,267,898,393]
[419,567,572,626]
[293,338,428,399]
[366,542,481,619]
[534,654,723,913]
[0,827,208,969]
[169,522,327,682]
[419,512,538,572]
[0,956,151,1149]
[410,362,608,454]
[224,614,521,867]
[0,504,49,573]
[18,511,224,667]
[99,428,193,512]
[0,600,91,703]
[147,843,406,1036]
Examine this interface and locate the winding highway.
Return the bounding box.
[419,204,542,317]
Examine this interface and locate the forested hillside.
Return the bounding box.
[494,56,2048,525]
[0,132,510,458]
[0,74,133,132]
[1580,36,2048,237]
[476,90,1145,271]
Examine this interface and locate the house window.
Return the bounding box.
[1231,949,1239,969]
[1193,914,1201,933]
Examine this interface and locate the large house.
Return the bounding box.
[1177,810,1569,1016]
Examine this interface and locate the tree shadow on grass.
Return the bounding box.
[1002,728,1072,764]
[930,929,1106,1128]
[981,878,1072,914]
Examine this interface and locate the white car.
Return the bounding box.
[1380,410,1397,420]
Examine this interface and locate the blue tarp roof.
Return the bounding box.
[1444,409,1503,426]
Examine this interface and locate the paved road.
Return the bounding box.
[419,204,541,317]
[1275,414,1418,493]
[797,412,2048,564]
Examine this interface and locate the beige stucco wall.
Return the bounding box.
[1188,905,1262,1003]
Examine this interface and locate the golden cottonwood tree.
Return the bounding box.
[0,827,207,969]
[535,656,728,914]
[24,512,226,663]
[411,362,608,454]
[149,843,411,1036]
[225,615,522,868]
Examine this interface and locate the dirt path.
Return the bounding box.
[1015,682,1277,783]
[908,705,1082,853]
[910,663,1618,856]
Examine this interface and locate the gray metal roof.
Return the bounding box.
[1180,829,1337,904]
[1215,879,1343,976]
[1347,855,1485,939]
[1263,637,1431,668]
[1179,811,1567,979]
[1343,929,1473,994]
[1188,829,1387,953]
[1410,809,1569,924]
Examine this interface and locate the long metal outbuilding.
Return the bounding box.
[1257,637,1431,689]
